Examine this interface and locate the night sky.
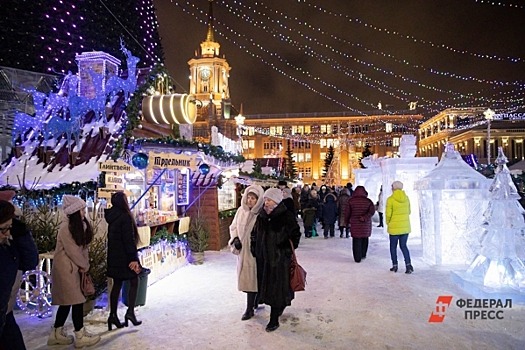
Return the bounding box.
[153,0,524,117]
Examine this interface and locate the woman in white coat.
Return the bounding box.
[228,184,265,321]
[377,186,385,227]
[47,196,100,348]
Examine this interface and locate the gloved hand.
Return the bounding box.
[232,237,242,250]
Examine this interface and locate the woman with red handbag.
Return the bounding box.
[251,188,301,332]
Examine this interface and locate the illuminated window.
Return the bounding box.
[320,139,327,148]
[327,138,337,148]
[320,125,332,134]
[305,125,311,133]
[305,153,311,161]
[304,167,312,177]
[385,123,393,133]
[320,152,326,160]
[393,137,400,147]
[268,126,282,135]
[248,140,254,149]
[297,154,304,162]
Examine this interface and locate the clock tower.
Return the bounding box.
[188,0,231,128]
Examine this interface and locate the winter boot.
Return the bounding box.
[266,307,282,332]
[47,326,74,345]
[74,327,100,348]
[389,265,398,273]
[405,264,414,274]
[242,292,256,320]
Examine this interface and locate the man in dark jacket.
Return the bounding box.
[321,192,338,238]
[0,198,39,350]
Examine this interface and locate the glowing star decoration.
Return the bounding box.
[199,163,210,175]
[131,153,149,169]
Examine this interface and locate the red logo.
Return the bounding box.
[429,296,453,323]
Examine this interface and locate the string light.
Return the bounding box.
[221,0,523,89]
[473,0,524,10]
[302,0,524,63]
[172,1,523,115]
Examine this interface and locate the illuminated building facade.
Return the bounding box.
[418,107,525,163]
[240,111,423,184]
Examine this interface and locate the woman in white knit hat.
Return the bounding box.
[228,184,265,321]
[251,188,301,332]
[48,195,100,348]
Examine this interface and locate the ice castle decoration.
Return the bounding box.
[415,142,491,265]
[380,135,438,238]
[453,148,525,299]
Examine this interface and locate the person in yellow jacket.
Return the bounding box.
[385,181,414,274]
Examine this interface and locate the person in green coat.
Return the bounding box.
[385,181,414,274]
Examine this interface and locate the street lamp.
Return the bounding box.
[234,104,245,153]
[484,108,495,165]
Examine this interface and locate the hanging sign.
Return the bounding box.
[175,170,190,206]
[98,160,132,174]
[97,187,131,199]
[148,152,196,170]
[105,174,125,189]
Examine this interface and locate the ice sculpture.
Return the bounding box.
[354,154,387,204]
[453,148,525,296]
[381,135,438,238]
[415,142,491,265]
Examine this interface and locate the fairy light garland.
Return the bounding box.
[171,1,523,117]
[220,1,422,111]
[220,0,523,91]
[474,0,524,9]
[302,0,523,63]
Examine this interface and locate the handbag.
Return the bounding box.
[80,271,95,297]
[289,240,307,292]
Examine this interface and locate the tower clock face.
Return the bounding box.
[200,68,211,81]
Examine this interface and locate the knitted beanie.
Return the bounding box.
[62,195,86,215]
[392,181,404,190]
[263,188,283,204]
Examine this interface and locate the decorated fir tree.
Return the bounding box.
[284,140,297,179]
[323,145,335,177]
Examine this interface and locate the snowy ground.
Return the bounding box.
[16,223,525,350]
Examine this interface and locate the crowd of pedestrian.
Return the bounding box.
[229,179,414,333]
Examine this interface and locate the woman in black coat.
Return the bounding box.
[105,192,143,331]
[251,188,301,332]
